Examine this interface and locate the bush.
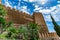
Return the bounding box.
[0,23,40,40]
[27,23,39,40]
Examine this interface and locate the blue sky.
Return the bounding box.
[2,0,60,32]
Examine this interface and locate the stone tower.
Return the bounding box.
[33,12,48,33]
[0,0,1,4]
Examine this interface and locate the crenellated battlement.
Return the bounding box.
[3,5,33,17]
[39,32,58,38]
[4,6,33,18]
[3,5,33,24]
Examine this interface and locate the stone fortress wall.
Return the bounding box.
[3,5,60,40]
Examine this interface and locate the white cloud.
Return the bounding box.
[4,0,60,22]
[34,7,51,14]
[23,0,34,2]
[39,9,51,14]
[51,14,60,21]
[34,4,60,14]
[23,0,28,2]
[50,6,56,11]
[57,1,60,3]
[43,15,52,21]
[29,0,34,2]
[34,5,57,14]
[34,4,60,22]
[34,5,43,11]
[20,6,30,14]
[14,6,16,9]
[36,0,48,5]
[4,0,12,7]
[4,0,30,14]
[51,4,60,21]
[23,0,48,5]
[19,0,21,2]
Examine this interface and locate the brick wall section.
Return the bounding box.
[33,12,48,33]
[6,8,48,33]
[6,7,33,24]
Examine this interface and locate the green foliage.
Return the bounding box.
[5,27,18,39]
[0,4,7,34]
[50,15,60,37]
[18,23,39,40]
[0,23,40,40]
[0,4,7,16]
[0,4,7,25]
[18,26,28,33]
[0,4,13,38]
[0,17,5,24]
[27,23,39,40]
[18,26,29,40]
[7,27,17,33]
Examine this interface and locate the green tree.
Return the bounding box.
[0,4,7,33]
[50,15,60,37]
[27,23,40,40]
[18,26,29,40]
[0,4,7,16]
[0,4,12,34]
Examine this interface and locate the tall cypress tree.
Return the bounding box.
[50,14,60,37]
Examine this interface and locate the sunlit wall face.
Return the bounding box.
[0,0,1,4]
